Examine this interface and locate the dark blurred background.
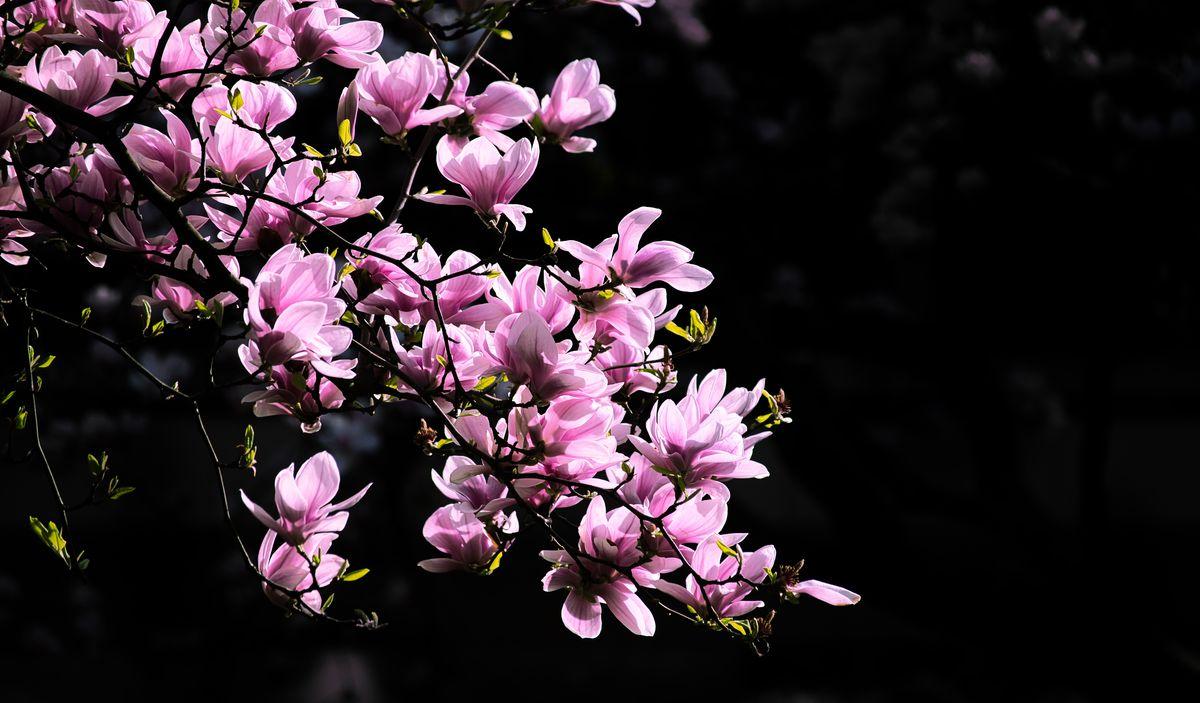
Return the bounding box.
[6,0,1200,700]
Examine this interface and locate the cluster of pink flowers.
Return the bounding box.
[2,0,857,644]
[242,451,370,612]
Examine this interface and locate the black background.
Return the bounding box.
[5,0,1200,700]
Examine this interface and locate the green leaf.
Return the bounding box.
[689,308,706,336]
[541,227,555,249]
[230,88,244,112]
[345,143,362,157]
[80,307,92,325]
[338,119,353,147]
[321,592,335,611]
[302,143,325,158]
[341,568,369,582]
[492,28,513,40]
[474,375,498,392]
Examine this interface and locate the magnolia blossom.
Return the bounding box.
[653,534,775,619]
[200,4,300,76]
[541,497,665,638]
[192,81,297,133]
[258,531,345,612]
[628,370,769,495]
[201,117,296,184]
[240,245,353,379]
[71,0,167,53]
[22,47,131,116]
[242,361,355,432]
[418,502,501,574]
[131,21,215,101]
[136,244,241,324]
[354,52,462,137]
[275,0,383,68]
[123,109,200,196]
[590,0,656,24]
[240,451,371,546]
[559,207,713,291]
[417,136,539,231]
[536,59,616,153]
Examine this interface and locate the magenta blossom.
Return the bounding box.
[558,207,713,292]
[23,47,131,116]
[193,81,297,133]
[135,244,241,324]
[417,136,539,231]
[653,533,775,619]
[131,21,216,101]
[590,0,656,24]
[257,531,345,612]
[240,245,352,379]
[785,579,861,606]
[123,109,200,196]
[627,370,769,496]
[488,311,606,402]
[418,502,501,574]
[278,0,383,68]
[540,497,663,638]
[240,451,371,546]
[535,59,616,153]
[452,265,575,334]
[354,52,462,137]
[200,117,295,184]
[200,4,299,77]
[241,360,355,433]
[71,0,167,53]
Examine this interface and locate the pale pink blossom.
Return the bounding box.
[23,47,131,116]
[535,59,616,153]
[418,502,501,574]
[258,531,345,612]
[278,0,383,68]
[417,136,539,231]
[653,533,774,618]
[558,207,713,291]
[71,0,167,53]
[354,52,462,137]
[590,0,656,24]
[123,109,200,196]
[540,497,662,638]
[240,451,371,546]
[192,81,297,133]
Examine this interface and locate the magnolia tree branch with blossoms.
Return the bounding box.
[0,0,858,652]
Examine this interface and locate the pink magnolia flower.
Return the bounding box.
[590,0,656,24]
[71,0,167,53]
[451,265,574,334]
[101,210,180,260]
[417,136,539,231]
[6,0,72,49]
[431,57,539,150]
[540,497,661,638]
[240,451,371,546]
[511,395,626,485]
[558,207,713,291]
[242,360,355,433]
[204,197,293,252]
[240,244,352,379]
[596,342,677,396]
[343,227,489,325]
[192,81,297,133]
[23,47,131,116]
[627,370,769,496]
[278,0,383,68]
[535,59,616,153]
[418,502,501,574]
[258,531,345,612]
[135,244,241,324]
[200,3,299,77]
[613,455,727,547]
[263,161,381,237]
[785,579,861,606]
[123,109,200,196]
[200,116,295,184]
[131,21,216,101]
[392,320,490,396]
[354,52,462,137]
[0,87,53,143]
[653,533,774,619]
[488,311,606,402]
